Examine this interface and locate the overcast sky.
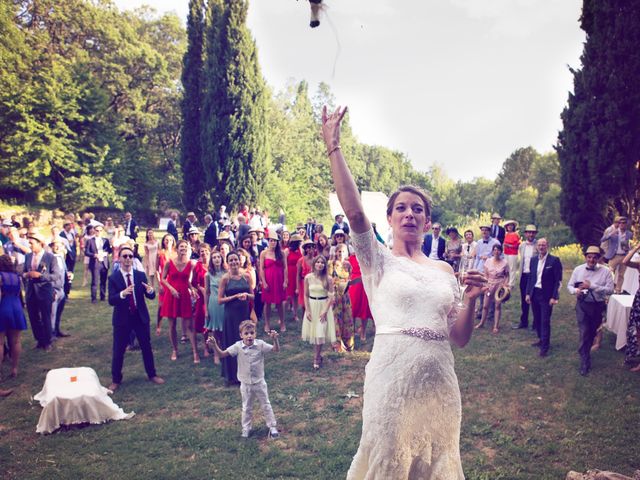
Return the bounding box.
[115,0,585,182]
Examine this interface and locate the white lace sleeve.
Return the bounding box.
[350,227,387,293]
[446,275,460,334]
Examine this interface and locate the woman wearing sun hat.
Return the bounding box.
[503,220,520,289]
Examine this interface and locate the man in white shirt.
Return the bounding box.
[421,223,446,261]
[85,224,111,303]
[567,246,614,375]
[525,238,563,357]
[513,224,538,330]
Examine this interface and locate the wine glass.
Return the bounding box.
[456,257,471,309]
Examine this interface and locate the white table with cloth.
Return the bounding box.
[33,367,134,434]
[605,295,634,351]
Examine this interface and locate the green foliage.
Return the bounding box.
[557,0,640,245]
[551,243,584,269]
[0,0,184,214]
[505,186,537,226]
[494,147,539,215]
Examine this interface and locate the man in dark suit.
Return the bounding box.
[85,224,112,303]
[23,232,61,351]
[203,214,217,247]
[60,221,77,275]
[490,213,506,245]
[331,214,350,236]
[526,238,562,357]
[123,212,138,242]
[107,246,164,392]
[305,218,316,240]
[421,223,446,260]
[167,212,179,242]
[183,212,196,240]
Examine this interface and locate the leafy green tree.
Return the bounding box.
[505,186,537,226]
[557,0,640,244]
[494,147,539,215]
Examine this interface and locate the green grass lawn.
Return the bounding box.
[1,264,639,480]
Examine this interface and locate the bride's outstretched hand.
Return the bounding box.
[321,105,348,150]
[461,270,487,301]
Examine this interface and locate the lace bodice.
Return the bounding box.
[350,227,459,335]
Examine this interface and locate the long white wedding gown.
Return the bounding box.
[347,228,465,480]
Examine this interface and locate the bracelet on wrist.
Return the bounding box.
[327,145,341,156]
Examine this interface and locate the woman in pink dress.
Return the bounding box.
[475,244,510,333]
[259,231,287,332]
[161,240,199,363]
[297,240,315,320]
[285,234,303,322]
[142,229,159,290]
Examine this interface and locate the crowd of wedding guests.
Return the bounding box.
[421,212,640,376]
[0,207,638,398]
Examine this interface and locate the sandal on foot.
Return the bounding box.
[170,351,178,361]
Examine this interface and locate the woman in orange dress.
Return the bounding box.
[348,251,374,343]
[155,234,176,335]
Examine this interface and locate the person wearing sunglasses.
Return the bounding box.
[107,246,164,392]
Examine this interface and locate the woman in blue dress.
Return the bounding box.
[205,250,226,365]
[0,254,28,380]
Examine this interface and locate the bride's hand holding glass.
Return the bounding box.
[461,269,486,301]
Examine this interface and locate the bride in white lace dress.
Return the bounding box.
[322,106,486,479]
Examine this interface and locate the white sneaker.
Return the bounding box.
[268,427,279,439]
[241,429,250,438]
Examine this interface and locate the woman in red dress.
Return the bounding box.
[161,240,199,363]
[156,234,176,335]
[191,243,210,359]
[285,234,303,322]
[297,240,315,321]
[259,231,287,332]
[348,252,374,343]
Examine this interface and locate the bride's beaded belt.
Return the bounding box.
[376,326,447,342]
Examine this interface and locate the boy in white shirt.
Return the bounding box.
[210,320,280,438]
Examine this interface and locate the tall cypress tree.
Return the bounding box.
[180,0,210,215]
[201,0,269,210]
[557,0,640,245]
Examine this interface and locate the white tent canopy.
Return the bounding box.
[329,191,390,241]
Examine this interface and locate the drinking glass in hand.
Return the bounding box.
[456,257,472,309]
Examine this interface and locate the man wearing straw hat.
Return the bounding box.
[490,213,505,245]
[567,246,614,375]
[513,224,538,330]
[600,216,633,294]
[23,232,61,351]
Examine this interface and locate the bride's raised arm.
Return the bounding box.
[321,106,371,235]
